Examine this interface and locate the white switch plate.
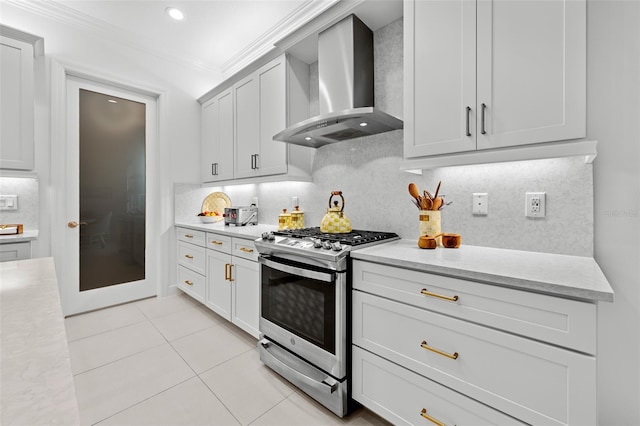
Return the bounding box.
[252,197,259,207]
[472,193,488,215]
[292,196,299,208]
[0,195,18,211]
[526,192,546,218]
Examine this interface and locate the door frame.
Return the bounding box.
[51,60,164,315]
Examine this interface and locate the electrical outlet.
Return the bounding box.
[252,197,259,207]
[0,195,18,211]
[292,196,299,208]
[525,192,546,218]
[472,193,488,215]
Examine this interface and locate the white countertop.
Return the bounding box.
[175,221,277,240]
[0,257,80,425]
[0,229,38,243]
[351,239,614,302]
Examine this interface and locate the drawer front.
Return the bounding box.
[352,260,596,354]
[352,346,525,426]
[353,291,596,426]
[232,237,258,262]
[206,232,232,254]
[176,227,206,247]
[177,265,205,303]
[177,241,206,275]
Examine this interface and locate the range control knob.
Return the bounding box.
[313,239,323,249]
[262,232,275,241]
[331,242,343,251]
[322,241,332,250]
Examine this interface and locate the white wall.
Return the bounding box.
[588,1,640,423]
[0,3,214,294]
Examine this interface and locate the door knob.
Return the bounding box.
[67,221,87,228]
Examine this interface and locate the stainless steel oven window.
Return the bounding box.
[260,258,336,354]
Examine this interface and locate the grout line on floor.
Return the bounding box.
[89,375,198,426]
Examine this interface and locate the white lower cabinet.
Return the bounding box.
[0,241,32,262]
[352,260,597,426]
[176,229,206,303]
[205,235,259,338]
[205,248,232,320]
[352,346,524,426]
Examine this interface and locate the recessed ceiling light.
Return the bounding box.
[304,137,312,141]
[108,99,118,104]
[165,7,184,21]
[359,122,368,127]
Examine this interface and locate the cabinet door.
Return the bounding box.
[257,56,287,177]
[476,0,586,149]
[1,36,34,170]
[233,75,259,179]
[404,0,476,158]
[202,90,233,182]
[205,249,232,320]
[231,257,259,338]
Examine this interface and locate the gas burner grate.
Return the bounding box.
[273,227,399,246]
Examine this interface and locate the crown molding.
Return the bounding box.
[4,0,220,74]
[5,0,338,79]
[220,0,340,79]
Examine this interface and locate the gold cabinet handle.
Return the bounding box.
[184,254,194,259]
[211,240,223,245]
[184,234,194,238]
[420,340,458,360]
[225,263,234,282]
[239,247,254,253]
[420,408,445,426]
[420,288,458,302]
[184,280,193,286]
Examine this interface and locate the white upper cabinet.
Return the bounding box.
[201,53,312,184]
[201,89,233,182]
[233,73,260,179]
[404,0,586,160]
[1,30,38,170]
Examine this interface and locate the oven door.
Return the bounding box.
[259,255,346,379]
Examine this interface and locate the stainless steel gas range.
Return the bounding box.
[254,227,399,417]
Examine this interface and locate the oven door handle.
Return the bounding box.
[259,339,338,393]
[259,257,334,283]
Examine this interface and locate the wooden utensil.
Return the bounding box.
[433,181,442,199]
[431,197,443,210]
[421,197,433,210]
[408,183,421,202]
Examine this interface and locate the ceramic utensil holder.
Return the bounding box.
[419,210,442,246]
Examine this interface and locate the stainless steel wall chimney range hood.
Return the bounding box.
[273,15,403,148]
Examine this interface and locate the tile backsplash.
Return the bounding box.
[176,17,594,258]
[0,176,39,230]
[176,135,593,257]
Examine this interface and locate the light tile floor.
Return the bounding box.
[66,293,390,426]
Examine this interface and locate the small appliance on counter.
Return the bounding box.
[224,206,258,226]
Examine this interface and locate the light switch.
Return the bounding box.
[0,195,18,211]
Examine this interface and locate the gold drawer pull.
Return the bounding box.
[211,240,223,245]
[184,280,193,286]
[184,254,194,259]
[225,263,234,282]
[420,408,445,426]
[184,234,194,238]
[420,288,458,302]
[420,340,459,360]
[239,247,254,253]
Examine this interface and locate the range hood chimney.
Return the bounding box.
[273,15,403,148]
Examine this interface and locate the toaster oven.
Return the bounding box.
[224,206,258,226]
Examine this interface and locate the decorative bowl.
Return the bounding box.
[198,215,220,223]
